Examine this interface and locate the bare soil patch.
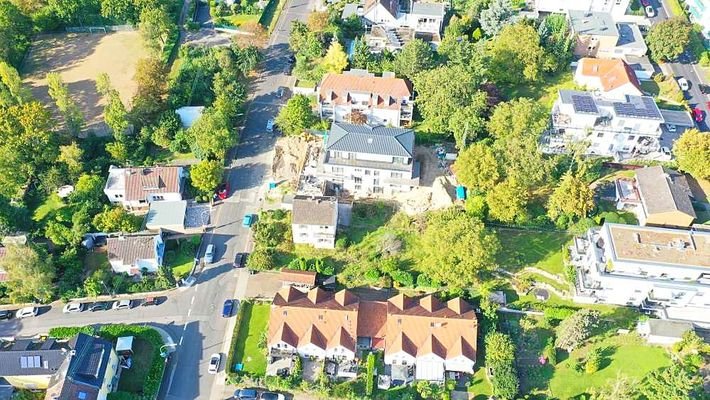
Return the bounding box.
[22,31,149,135]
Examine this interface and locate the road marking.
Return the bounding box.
[183,324,188,332]
[179,335,184,346]
[187,308,192,317]
[190,296,195,305]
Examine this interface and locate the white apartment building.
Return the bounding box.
[534,0,631,19]
[104,166,186,210]
[318,122,419,196]
[570,223,710,324]
[545,89,693,157]
[291,196,338,249]
[317,70,414,128]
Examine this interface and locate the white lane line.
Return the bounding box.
[187,308,192,317]
[179,335,184,346]
[190,296,195,305]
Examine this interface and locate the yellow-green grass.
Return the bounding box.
[33,194,66,221]
[495,229,571,276]
[226,14,260,27]
[502,71,577,108]
[233,302,269,375]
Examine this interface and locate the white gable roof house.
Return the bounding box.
[106,233,166,276]
[104,166,186,210]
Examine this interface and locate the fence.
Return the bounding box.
[65,24,136,33]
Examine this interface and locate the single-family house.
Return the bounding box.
[318,122,419,196]
[279,269,317,291]
[0,333,119,400]
[574,58,644,99]
[342,0,447,50]
[106,233,165,275]
[533,0,630,19]
[291,196,338,249]
[104,166,186,210]
[615,166,696,227]
[569,223,710,324]
[568,11,647,59]
[637,319,695,345]
[267,287,478,382]
[317,70,414,127]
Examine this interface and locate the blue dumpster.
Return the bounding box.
[456,185,466,201]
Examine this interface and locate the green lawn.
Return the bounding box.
[495,229,571,275]
[33,194,66,221]
[468,367,492,400]
[519,271,570,293]
[549,335,671,398]
[225,13,260,27]
[84,250,110,276]
[346,201,397,244]
[117,337,156,393]
[165,250,194,279]
[665,0,686,17]
[233,302,269,376]
[501,71,577,108]
[639,80,660,97]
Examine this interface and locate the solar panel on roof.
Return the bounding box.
[571,95,598,114]
[20,356,27,368]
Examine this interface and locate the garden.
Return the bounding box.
[164,236,201,279]
[227,301,270,377]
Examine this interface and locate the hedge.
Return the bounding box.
[226,299,251,379]
[48,326,96,339]
[365,352,376,396]
[258,0,286,33]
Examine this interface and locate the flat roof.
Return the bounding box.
[605,223,710,268]
[569,10,619,37]
[145,200,186,228]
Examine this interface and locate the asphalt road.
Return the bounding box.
[0,0,312,398]
[653,0,709,131]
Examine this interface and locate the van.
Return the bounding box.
[205,244,215,264]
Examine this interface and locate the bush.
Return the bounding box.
[390,269,414,287]
[49,326,95,339]
[585,347,603,374]
[335,236,349,249]
[226,300,250,378]
[543,306,575,323]
[365,352,376,396]
[543,337,557,365]
[247,247,274,270]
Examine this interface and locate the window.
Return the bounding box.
[332,167,344,174]
[628,135,635,141]
[354,177,362,184]
[153,195,164,201]
[373,179,380,186]
[597,132,604,138]
[373,170,379,176]
[365,170,371,175]
[114,194,124,199]
[333,151,341,158]
[283,310,288,316]
[354,168,362,173]
[354,185,362,191]
[318,314,324,320]
[393,157,406,164]
[373,187,383,194]
[391,172,403,179]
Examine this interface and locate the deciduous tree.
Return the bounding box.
[275,94,315,136]
[547,171,594,221]
[131,57,167,127]
[0,1,32,68]
[0,245,55,303]
[555,309,600,352]
[322,40,348,74]
[417,208,499,289]
[449,93,488,148]
[454,142,500,192]
[47,72,84,134]
[640,364,701,400]
[672,128,709,179]
[392,38,435,80]
[58,143,84,178]
[0,61,31,105]
[485,178,528,223]
[479,0,513,36]
[187,109,234,160]
[646,18,692,62]
[92,205,142,232]
[190,159,223,194]
[488,22,545,84]
[139,6,172,53]
[485,332,516,366]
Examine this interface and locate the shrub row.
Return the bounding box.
[48,326,96,339]
[226,300,251,379]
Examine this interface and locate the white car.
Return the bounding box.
[204,244,215,264]
[112,300,132,310]
[666,124,677,133]
[260,392,286,400]
[208,353,221,374]
[63,302,84,314]
[266,119,275,133]
[678,77,689,91]
[661,146,672,157]
[645,5,655,17]
[16,306,38,319]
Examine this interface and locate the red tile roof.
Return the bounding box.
[579,58,642,94]
[123,167,182,202]
[319,73,412,110]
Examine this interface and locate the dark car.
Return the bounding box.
[233,252,247,268]
[141,296,164,307]
[0,310,13,320]
[699,84,710,94]
[234,389,258,400]
[222,299,235,317]
[214,182,229,201]
[88,302,110,312]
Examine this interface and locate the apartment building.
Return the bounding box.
[104,166,186,210]
[318,122,419,196]
[569,223,710,324]
[291,195,338,249]
[268,287,478,381]
[342,0,447,50]
[615,166,697,227]
[568,11,647,59]
[687,0,710,40]
[317,70,414,127]
[534,0,631,18]
[574,58,643,99]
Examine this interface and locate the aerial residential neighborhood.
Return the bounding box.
[0,0,709,398]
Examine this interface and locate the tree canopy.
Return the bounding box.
[321,40,348,74]
[0,245,55,303]
[488,22,545,84]
[190,159,224,194]
[672,128,709,179]
[275,94,316,136]
[454,142,500,193]
[479,0,514,36]
[392,39,435,80]
[646,18,692,62]
[547,171,594,221]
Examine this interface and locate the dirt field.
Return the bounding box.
[22,31,149,135]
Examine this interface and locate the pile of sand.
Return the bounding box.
[271,136,312,185]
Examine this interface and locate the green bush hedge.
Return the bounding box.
[226,300,250,378]
[48,326,96,339]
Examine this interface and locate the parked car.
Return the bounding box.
[678,77,690,91]
[661,146,672,157]
[208,353,221,374]
[276,87,285,98]
[260,392,286,400]
[112,300,132,310]
[205,244,215,264]
[141,296,163,307]
[693,107,704,122]
[266,119,275,133]
[644,5,655,17]
[0,310,14,320]
[16,307,38,318]
[180,276,197,287]
[666,123,677,133]
[88,302,110,312]
[62,302,84,314]
[234,389,258,400]
[222,299,236,317]
[215,182,229,200]
[233,252,247,268]
[242,214,255,227]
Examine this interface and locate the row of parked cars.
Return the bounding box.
[0,297,165,321]
[234,389,285,400]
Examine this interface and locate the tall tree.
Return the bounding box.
[454,142,501,193]
[47,72,84,134]
[488,22,545,84]
[555,309,600,352]
[485,178,528,223]
[485,332,516,366]
[0,245,55,303]
[97,73,129,138]
[0,61,31,105]
[306,11,330,32]
[646,18,692,62]
[640,364,702,400]
[489,98,549,140]
[47,0,99,26]
[547,171,594,221]
[275,94,315,136]
[138,6,172,53]
[350,37,372,70]
[417,208,499,289]
[672,128,709,179]
[321,40,348,74]
[479,0,513,36]
[100,0,136,23]
[58,143,84,178]
[131,58,167,127]
[0,1,32,67]
[187,109,234,160]
[190,159,224,193]
[449,92,488,148]
[392,39,435,80]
